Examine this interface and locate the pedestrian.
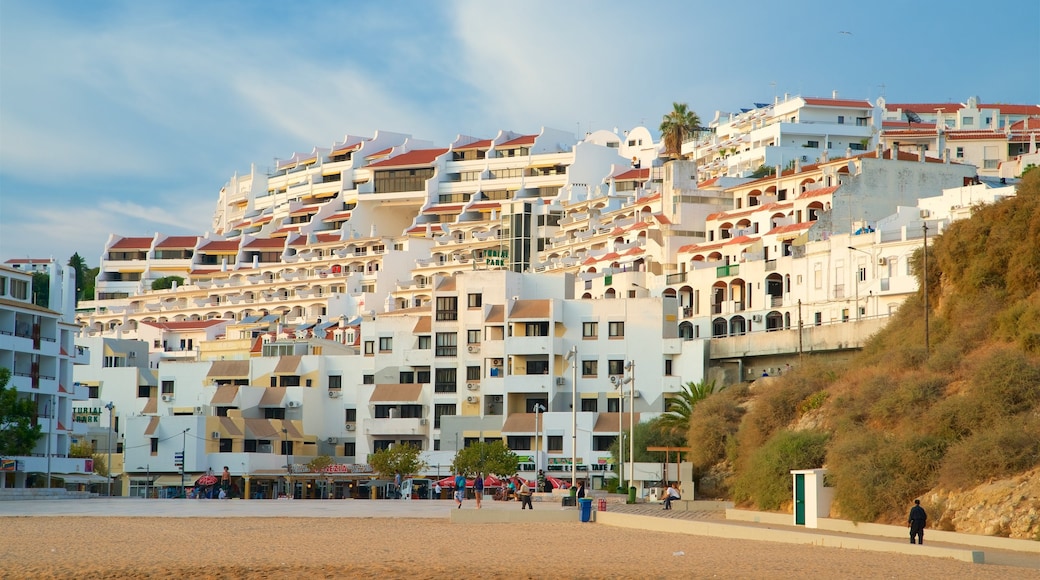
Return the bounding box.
[221,466,231,498]
[474,472,484,509]
[454,472,466,509]
[663,482,681,510]
[433,482,441,499]
[519,480,533,510]
[575,480,586,499]
[507,478,516,501]
[908,499,927,544]
[537,470,546,494]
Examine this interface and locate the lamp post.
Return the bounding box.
[136,465,151,498]
[923,222,930,353]
[104,402,114,497]
[565,345,578,490]
[532,403,545,472]
[282,428,290,499]
[180,428,189,498]
[623,361,635,495]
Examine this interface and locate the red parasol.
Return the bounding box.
[196,475,218,486]
[545,476,569,489]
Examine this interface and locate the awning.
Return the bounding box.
[369,384,423,403]
[215,416,243,437]
[593,412,640,433]
[501,413,536,434]
[274,355,302,374]
[244,418,280,439]
[258,388,286,407]
[153,475,197,487]
[207,360,250,379]
[143,416,160,436]
[141,397,158,415]
[211,385,239,405]
[57,474,109,485]
[413,316,431,333]
[508,299,550,319]
[485,305,504,323]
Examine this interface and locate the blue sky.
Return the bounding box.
[2,0,1037,266]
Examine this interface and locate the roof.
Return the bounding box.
[244,238,286,249]
[767,221,814,236]
[370,383,423,402]
[244,418,280,438]
[155,236,200,249]
[497,135,537,148]
[612,168,650,181]
[509,299,550,319]
[210,385,239,405]
[412,316,431,333]
[802,97,873,109]
[198,240,240,252]
[979,103,1040,116]
[258,388,286,407]
[593,412,641,432]
[485,304,504,323]
[885,103,962,114]
[141,320,227,332]
[454,139,492,150]
[3,258,54,264]
[367,148,448,169]
[207,360,250,379]
[110,237,152,250]
[501,413,536,433]
[798,185,840,200]
[273,355,302,374]
[678,235,759,255]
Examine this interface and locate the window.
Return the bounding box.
[418,336,431,350]
[435,368,457,392]
[264,408,285,420]
[417,368,431,383]
[607,398,620,412]
[219,438,232,453]
[329,375,342,390]
[581,399,598,412]
[664,359,673,376]
[581,360,598,377]
[466,366,480,381]
[837,115,844,124]
[345,408,356,422]
[88,385,100,398]
[467,329,481,344]
[399,371,414,384]
[548,436,563,452]
[435,296,458,321]
[956,147,964,158]
[593,436,614,451]
[434,403,456,429]
[344,442,356,457]
[525,322,549,336]
[378,337,392,352]
[582,322,598,338]
[467,293,482,308]
[806,140,819,148]
[244,439,258,452]
[161,380,174,395]
[364,341,374,355]
[138,385,150,398]
[362,374,374,385]
[150,438,159,455]
[435,332,457,357]
[608,359,624,375]
[526,360,550,375]
[608,322,625,338]
[962,117,974,126]
[507,436,531,450]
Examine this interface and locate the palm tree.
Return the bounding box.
[659,102,701,159]
[655,379,722,436]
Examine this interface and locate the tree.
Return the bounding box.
[368,444,427,481]
[608,419,687,481]
[151,276,185,291]
[0,368,43,457]
[82,266,99,301]
[451,440,518,477]
[67,253,88,302]
[659,102,701,159]
[307,455,335,473]
[656,379,724,437]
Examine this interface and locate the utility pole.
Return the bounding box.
[104,402,115,496]
[923,222,930,354]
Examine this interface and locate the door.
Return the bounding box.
[794,473,805,525]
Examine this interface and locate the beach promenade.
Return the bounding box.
[1,497,1036,579]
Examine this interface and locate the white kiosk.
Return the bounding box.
[790,468,834,528]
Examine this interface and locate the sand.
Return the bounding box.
[2,517,1035,579]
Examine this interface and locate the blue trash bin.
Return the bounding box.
[578,498,593,522]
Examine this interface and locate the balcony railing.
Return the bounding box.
[666,272,688,285]
[716,264,739,278]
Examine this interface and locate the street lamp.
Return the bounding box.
[180,428,189,497]
[565,345,578,490]
[282,428,290,499]
[623,360,635,496]
[532,403,546,472]
[922,222,930,353]
[136,465,151,498]
[104,402,114,497]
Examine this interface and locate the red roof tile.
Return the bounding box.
[613,168,650,180]
[423,204,463,215]
[141,320,228,331]
[766,222,814,236]
[365,147,394,159]
[979,104,1040,116]
[885,103,963,114]
[454,139,492,150]
[945,130,1006,140]
[198,240,240,252]
[798,185,840,199]
[803,97,873,109]
[155,236,200,248]
[330,142,364,156]
[367,148,449,169]
[678,235,759,254]
[497,134,537,148]
[244,238,286,249]
[697,177,720,188]
[467,201,502,211]
[290,205,320,216]
[110,237,152,250]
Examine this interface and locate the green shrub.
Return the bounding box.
[731,429,828,510]
[798,390,829,414]
[937,414,1040,489]
[968,346,1040,416]
[688,394,744,472]
[870,372,948,428]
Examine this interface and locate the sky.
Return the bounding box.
[1,0,1038,266]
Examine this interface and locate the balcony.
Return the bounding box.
[365,417,428,436]
[666,272,688,285]
[716,264,740,278]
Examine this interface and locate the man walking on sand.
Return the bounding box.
[908,499,927,544]
[519,480,533,510]
[474,472,484,509]
[454,473,466,509]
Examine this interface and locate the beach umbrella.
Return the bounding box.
[196,474,218,486]
[545,476,569,489]
[433,475,457,488]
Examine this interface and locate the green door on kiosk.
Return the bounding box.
[794,473,805,525]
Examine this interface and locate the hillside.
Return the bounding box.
[689,168,1040,539]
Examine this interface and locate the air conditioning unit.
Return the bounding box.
[328,391,341,398]
[468,345,480,353]
[492,358,503,366]
[194,406,204,414]
[878,257,888,266]
[632,390,642,399]
[419,418,428,426]
[128,352,136,359]
[287,401,301,408]
[161,394,174,402]
[345,424,355,431]
[467,383,480,391]
[211,431,220,439]
[752,315,763,323]
[555,377,565,386]
[327,437,338,444]
[920,209,931,218]
[466,395,479,404]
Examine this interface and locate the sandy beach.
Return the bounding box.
[2,516,1035,579]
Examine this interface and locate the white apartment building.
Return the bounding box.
[0,263,91,490]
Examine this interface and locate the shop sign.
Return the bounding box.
[73,407,103,423]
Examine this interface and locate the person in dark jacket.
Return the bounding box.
[908,499,927,544]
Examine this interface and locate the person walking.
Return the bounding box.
[433,482,441,500]
[221,466,232,498]
[474,472,485,509]
[519,480,533,510]
[908,499,928,544]
[663,482,681,510]
[454,472,466,509]
[575,480,586,499]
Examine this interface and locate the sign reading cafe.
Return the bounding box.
[73,407,104,423]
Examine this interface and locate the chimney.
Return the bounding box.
[820,150,829,163]
[918,145,926,162]
[943,148,950,163]
[794,158,801,173]
[892,142,900,160]
[832,90,839,99]
[846,147,853,158]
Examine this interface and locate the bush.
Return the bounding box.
[937,414,1040,489]
[966,345,1040,416]
[731,429,828,510]
[687,394,744,472]
[870,372,948,428]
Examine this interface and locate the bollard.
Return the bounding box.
[597,498,607,511]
